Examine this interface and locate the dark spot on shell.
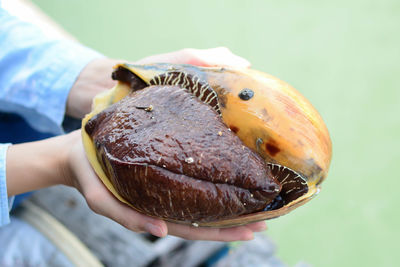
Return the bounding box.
[266,143,280,156]
[230,125,239,133]
[238,88,254,100]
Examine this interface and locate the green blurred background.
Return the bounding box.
[31,0,400,266]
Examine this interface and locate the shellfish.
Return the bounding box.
[81,63,332,227]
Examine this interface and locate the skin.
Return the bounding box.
[6,47,268,241]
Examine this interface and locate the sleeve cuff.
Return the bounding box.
[0,143,11,227]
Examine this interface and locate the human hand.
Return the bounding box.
[63,131,266,241]
[67,47,250,119]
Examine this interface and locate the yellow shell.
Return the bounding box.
[82,63,332,227]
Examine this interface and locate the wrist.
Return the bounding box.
[57,131,82,188]
[67,58,119,119]
[5,133,77,196]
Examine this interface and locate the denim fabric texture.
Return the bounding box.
[0,6,102,226]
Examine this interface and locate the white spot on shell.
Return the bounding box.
[192,222,199,227]
[145,105,153,112]
[185,157,194,164]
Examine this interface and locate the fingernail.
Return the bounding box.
[256,222,267,232]
[145,223,164,237]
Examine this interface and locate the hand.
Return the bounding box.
[63,131,266,241]
[66,47,251,119]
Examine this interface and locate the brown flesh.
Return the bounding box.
[111,66,147,90]
[85,85,281,223]
[111,66,309,210]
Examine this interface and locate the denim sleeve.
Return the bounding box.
[0,6,104,227]
[0,144,11,226]
[0,7,103,134]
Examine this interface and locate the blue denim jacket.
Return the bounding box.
[0,6,102,226]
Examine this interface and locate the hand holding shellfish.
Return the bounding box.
[65,131,265,240]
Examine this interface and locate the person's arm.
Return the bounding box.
[0,7,103,134]
[0,6,102,228]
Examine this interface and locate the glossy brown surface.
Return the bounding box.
[85,85,281,223]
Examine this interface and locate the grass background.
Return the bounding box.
[31,0,400,266]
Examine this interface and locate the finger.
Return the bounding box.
[187,47,251,68]
[243,221,267,232]
[166,222,254,242]
[73,143,168,237]
[86,183,167,237]
[135,52,184,65]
